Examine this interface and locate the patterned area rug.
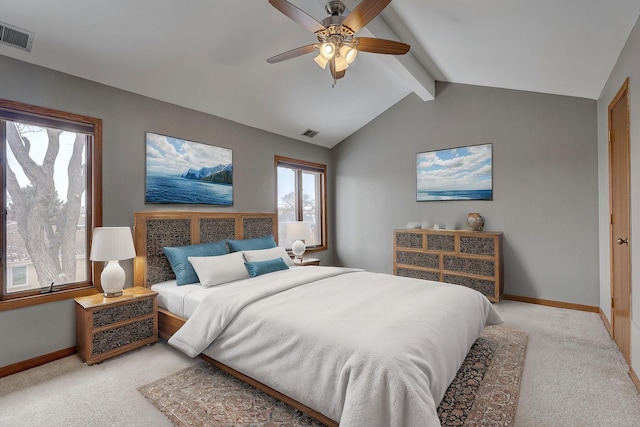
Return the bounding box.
[139,325,527,427]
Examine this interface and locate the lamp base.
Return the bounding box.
[101,260,126,298]
[104,290,123,298]
[291,239,306,261]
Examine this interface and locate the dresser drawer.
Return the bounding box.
[396,251,439,269]
[91,317,156,357]
[443,255,495,277]
[92,298,154,328]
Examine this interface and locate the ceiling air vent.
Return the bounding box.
[301,129,319,138]
[0,21,34,52]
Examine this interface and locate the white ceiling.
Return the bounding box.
[1,0,639,148]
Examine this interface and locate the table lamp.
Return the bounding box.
[90,227,136,297]
[287,222,308,261]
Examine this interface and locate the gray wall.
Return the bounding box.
[332,82,599,306]
[597,15,640,374]
[0,55,332,368]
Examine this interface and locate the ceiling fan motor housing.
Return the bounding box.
[325,1,346,16]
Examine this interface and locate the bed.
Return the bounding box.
[133,211,503,426]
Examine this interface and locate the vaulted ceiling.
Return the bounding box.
[1,0,639,148]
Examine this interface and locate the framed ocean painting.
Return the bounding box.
[416,143,492,201]
[145,132,233,205]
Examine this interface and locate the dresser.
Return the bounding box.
[75,287,158,365]
[394,229,504,302]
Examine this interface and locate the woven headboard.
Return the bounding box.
[133,211,277,288]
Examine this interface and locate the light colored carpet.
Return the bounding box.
[497,300,640,426]
[1,300,639,426]
[137,326,527,426]
[0,342,195,427]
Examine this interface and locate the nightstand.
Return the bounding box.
[293,257,321,266]
[75,287,158,365]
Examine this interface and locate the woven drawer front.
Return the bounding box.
[91,317,155,356]
[443,256,495,277]
[396,268,440,281]
[459,236,495,256]
[443,275,495,298]
[426,234,455,252]
[396,251,439,269]
[92,298,154,328]
[395,233,423,249]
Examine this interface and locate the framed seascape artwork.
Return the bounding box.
[145,132,233,205]
[416,143,493,201]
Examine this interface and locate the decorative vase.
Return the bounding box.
[467,213,484,231]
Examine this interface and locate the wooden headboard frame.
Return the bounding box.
[133,211,278,288]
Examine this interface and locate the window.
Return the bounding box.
[8,265,27,288]
[275,156,326,251]
[1,99,102,310]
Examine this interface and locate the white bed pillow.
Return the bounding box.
[188,251,250,288]
[242,246,295,267]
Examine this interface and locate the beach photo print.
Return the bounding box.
[416,143,492,201]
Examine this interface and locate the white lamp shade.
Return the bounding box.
[314,54,329,69]
[90,227,136,261]
[339,45,358,64]
[286,222,308,241]
[320,42,336,60]
[334,55,349,72]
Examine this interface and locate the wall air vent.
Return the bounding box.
[0,21,34,52]
[301,129,318,138]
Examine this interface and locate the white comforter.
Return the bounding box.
[169,266,503,427]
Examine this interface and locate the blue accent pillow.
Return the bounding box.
[227,235,277,252]
[244,258,289,278]
[163,241,228,285]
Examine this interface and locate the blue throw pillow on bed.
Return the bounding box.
[244,258,289,278]
[163,241,228,285]
[227,235,277,252]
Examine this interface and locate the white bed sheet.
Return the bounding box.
[151,280,209,319]
[168,266,503,427]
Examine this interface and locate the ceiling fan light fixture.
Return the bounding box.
[334,55,349,72]
[314,54,329,69]
[320,42,336,60]
[339,45,358,64]
[266,0,411,84]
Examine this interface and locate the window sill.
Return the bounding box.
[0,286,99,311]
[304,246,327,253]
[286,245,327,256]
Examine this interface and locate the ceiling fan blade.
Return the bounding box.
[342,0,391,33]
[356,37,410,55]
[267,44,317,63]
[269,0,326,34]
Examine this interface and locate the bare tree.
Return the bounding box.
[279,191,315,220]
[5,123,85,287]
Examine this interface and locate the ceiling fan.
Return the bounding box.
[267,0,410,82]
